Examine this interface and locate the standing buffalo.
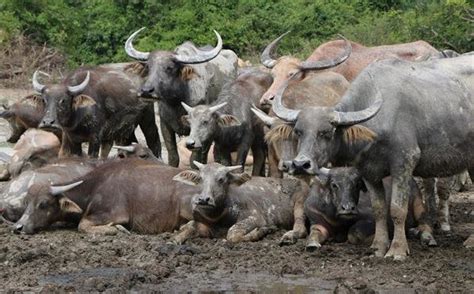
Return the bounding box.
[125,28,238,167]
[172,162,308,245]
[274,54,473,260]
[0,94,47,143]
[32,62,161,158]
[259,32,438,106]
[182,68,272,175]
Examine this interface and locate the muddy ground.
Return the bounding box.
[0,89,473,292]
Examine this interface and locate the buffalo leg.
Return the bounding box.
[139,103,162,158]
[250,141,266,176]
[59,133,82,158]
[411,186,437,246]
[306,224,329,251]
[364,179,390,257]
[213,145,232,166]
[385,152,418,261]
[161,120,179,167]
[436,177,451,232]
[172,220,211,244]
[78,218,128,235]
[227,216,271,242]
[100,141,113,159]
[422,178,438,229]
[190,143,211,169]
[280,187,307,245]
[87,136,101,158]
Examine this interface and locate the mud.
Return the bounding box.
[0,89,473,292]
[0,192,471,292]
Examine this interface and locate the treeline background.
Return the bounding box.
[0,0,472,68]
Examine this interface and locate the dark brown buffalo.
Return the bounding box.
[32,63,161,159]
[259,32,438,106]
[125,28,238,167]
[0,94,46,143]
[182,68,272,175]
[13,158,195,234]
[172,162,308,245]
[304,167,435,251]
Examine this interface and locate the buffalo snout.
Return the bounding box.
[139,86,156,98]
[290,155,314,175]
[337,202,358,218]
[195,194,215,207]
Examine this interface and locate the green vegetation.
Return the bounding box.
[0,0,472,67]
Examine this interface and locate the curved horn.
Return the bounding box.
[223,165,242,173]
[333,97,383,126]
[193,161,205,170]
[32,70,46,93]
[50,180,84,196]
[181,102,194,114]
[125,27,150,61]
[67,71,90,95]
[299,35,352,71]
[209,102,227,113]
[112,145,136,153]
[250,106,277,127]
[174,30,222,64]
[260,31,290,68]
[272,79,300,122]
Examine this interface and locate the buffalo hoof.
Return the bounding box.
[439,223,451,232]
[370,238,390,257]
[115,224,131,235]
[305,240,321,252]
[420,231,437,247]
[384,243,409,261]
[464,234,474,249]
[279,231,298,246]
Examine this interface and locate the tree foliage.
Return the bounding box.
[0,0,472,67]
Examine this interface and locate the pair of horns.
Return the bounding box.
[260,32,352,71]
[125,28,223,64]
[272,75,383,125]
[32,71,90,95]
[181,102,227,114]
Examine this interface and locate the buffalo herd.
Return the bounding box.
[0,29,473,262]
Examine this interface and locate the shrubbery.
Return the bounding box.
[0,0,472,68]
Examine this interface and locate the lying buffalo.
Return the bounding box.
[274,54,474,260]
[182,68,272,175]
[13,158,196,234]
[172,162,308,245]
[125,28,238,167]
[259,32,438,106]
[32,62,161,158]
[304,167,435,251]
[0,129,60,181]
[0,94,47,143]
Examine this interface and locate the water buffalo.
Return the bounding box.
[1,157,100,222]
[125,28,238,167]
[0,129,60,181]
[0,94,47,143]
[32,62,161,158]
[13,158,196,235]
[259,32,438,106]
[172,162,308,245]
[304,167,435,251]
[274,54,473,260]
[182,68,272,175]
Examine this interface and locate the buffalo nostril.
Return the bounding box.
[186,140,195,149]
[302,162,311,169]
[14,224,23,232]
[292,159,311,170]
[268,95,275,101]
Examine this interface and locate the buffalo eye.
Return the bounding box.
[38,201,49,209]
[318,130,332,138]
[202,120,209,125]
[294,129,302,137]
[59,98,66,105]
[330,182,338,190]
[138,154,148,159]
[217,177,225,184]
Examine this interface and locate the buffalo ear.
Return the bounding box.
[218,115,241,127]
[173,170,201,186]
[73,94,96,109]
[229,172,251,186]
[342,125,376,145]
[59,197,83,214]
[181,115,190,127]
[21,94,44,109]
[181,66,196,80]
